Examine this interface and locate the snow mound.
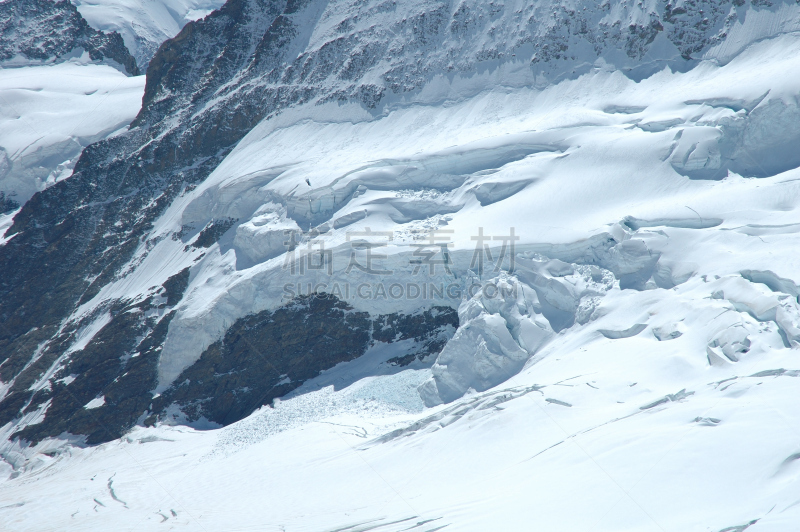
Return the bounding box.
[0,62,144,205]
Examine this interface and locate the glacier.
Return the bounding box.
[0,0,145,206]
[1,0,800,530]
[0,61,144,204]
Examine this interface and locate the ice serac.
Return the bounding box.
[419,253,622,406]
[419,274,554,406]
[2,0,800,448]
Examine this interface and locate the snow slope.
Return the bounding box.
[0,60,144,205]
[5,0,800,442]
[2,277,799,531]
[123,30,800,391]
[73,0,227,68]
[3,18,800,530]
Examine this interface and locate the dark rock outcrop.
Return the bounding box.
[4,291,455,444]
[0,191,19,215]
[153,295,456,427]
[0,0,139,75]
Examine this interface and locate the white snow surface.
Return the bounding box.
[3,17,800,532]
[0,60,145,204]
[73,0,227,68]
[0,207,18,244]
[2,295,800,530]
[137,31,800,389]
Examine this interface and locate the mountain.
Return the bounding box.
[0,0,138,74]
[72,0,228,69]
[0,0,144,206]
[2,0,800,530]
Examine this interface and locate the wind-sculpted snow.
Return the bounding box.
[0,0,144,205]
[1,2,800,515]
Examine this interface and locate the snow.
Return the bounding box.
[0,61,145,205]
[703,1,800,64]
[2,320,800,530]
[65,312,113,356]
[0,207,18,244]
[3,10,800,532]
[73,0,228,68]
[420,273,555,406]
[134,31,800,387]
[83,396,105,409]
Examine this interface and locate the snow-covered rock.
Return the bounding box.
[1,3,800,528]
[0,0,144,204]
[0,0,139,74]
[73,0,227,69]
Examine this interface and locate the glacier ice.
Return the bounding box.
[419,273,554,406]
[3,1,800,530]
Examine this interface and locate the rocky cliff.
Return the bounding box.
[0,0,139,74]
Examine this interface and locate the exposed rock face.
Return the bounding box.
[71,0,228,72]
[0,0,791,445]
[1,277,186,445]
[0,192,19,215]
[0,0,298,446]
[153,295,457,427]
[1,290,454,444]
[0,0,139,75]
